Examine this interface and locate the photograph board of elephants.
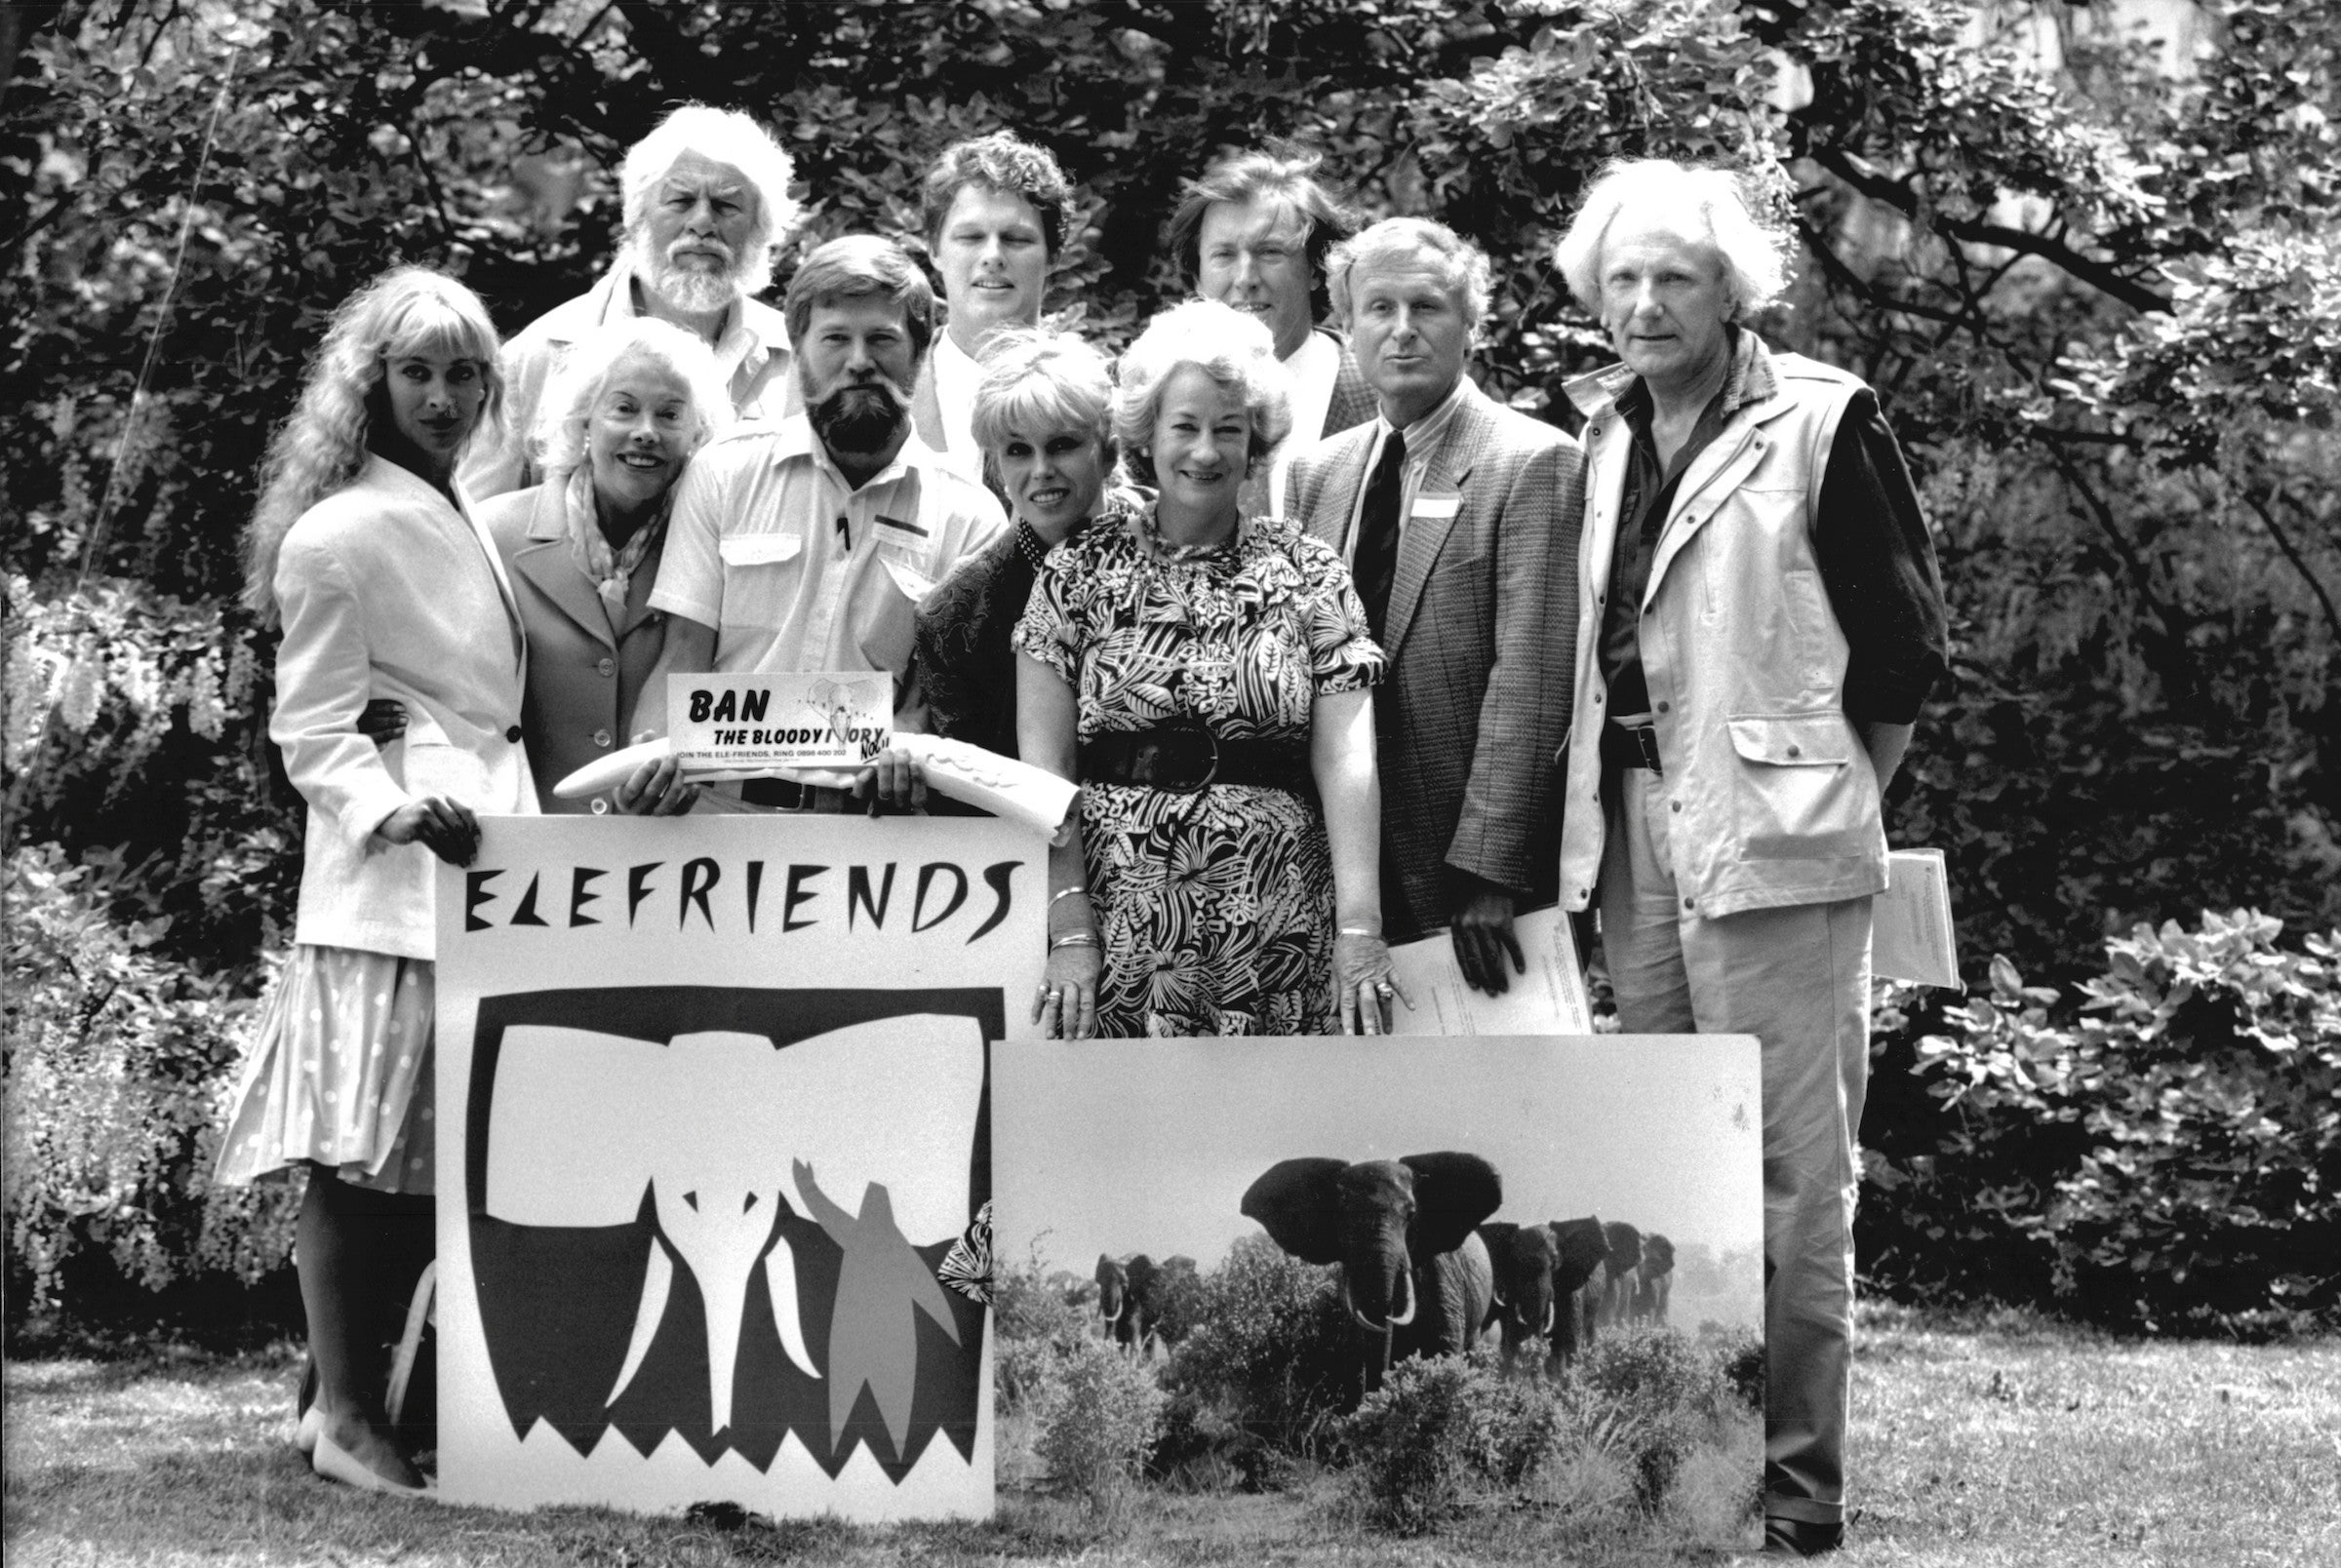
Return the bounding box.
[992,1034,1763,1431]
[429,813,1051,1520]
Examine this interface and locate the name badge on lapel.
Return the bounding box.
[1411,491,1462,522]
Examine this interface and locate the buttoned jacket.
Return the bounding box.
[1288,377,1581,939]
[272,456,536,959]
[478,480,671,812]
[460,264,798,499]
[1556,334,1888,921]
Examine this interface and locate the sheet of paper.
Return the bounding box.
[1874,847,1962,989]
[1385,904,1594,1036]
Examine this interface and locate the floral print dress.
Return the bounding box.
[1012,507,1384,1035]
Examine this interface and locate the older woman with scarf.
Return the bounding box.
[406,317,724,811]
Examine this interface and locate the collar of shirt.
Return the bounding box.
[613,266,785,387]
[1343,376,1471,561]
[761,410,949,497]
[932,333,982,450]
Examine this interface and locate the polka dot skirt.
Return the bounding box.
[214,945,437,1195]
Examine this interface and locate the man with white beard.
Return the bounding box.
[462,103,800,498]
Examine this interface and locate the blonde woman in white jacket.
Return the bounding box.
[218,267,535,1495]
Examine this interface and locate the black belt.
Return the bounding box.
[1080,724,1311,795]
[738,777,858,811]
[1601,723,1663,775]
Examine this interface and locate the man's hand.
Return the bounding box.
[853,745,928,811]
[1449,871,1524,996]
[377,795,480,867]
[357,698,408,747]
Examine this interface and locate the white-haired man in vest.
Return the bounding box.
[464,102,801,497]
[1552,160,1949,1558]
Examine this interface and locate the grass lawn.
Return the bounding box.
[5,1304,2336,1567]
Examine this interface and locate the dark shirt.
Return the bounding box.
[1595,345,1948,727]
[911,523,1047,764]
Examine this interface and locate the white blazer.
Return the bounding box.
[272,454,536,959]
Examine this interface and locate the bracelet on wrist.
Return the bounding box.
[1337,923,1382,938]
[1049,884,1090,910]
[1049,932,1100,951]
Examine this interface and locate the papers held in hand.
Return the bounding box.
[1874,847,1961,989]
[1384,905,1595,1036]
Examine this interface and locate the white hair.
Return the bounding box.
[1112,299,1294,480]
[533,318,734,475]
[1553,159,1793,320]
[619,103,800,260]
[1326,216,1494,334]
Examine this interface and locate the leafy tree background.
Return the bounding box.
[4,0,2336,1340]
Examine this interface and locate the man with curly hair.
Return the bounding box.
[909,131,1078,480]
[464,103,801,498]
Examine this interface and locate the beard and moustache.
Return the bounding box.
[631,229,772,316]
[807,372,913,456]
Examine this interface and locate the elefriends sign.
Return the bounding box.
[434,814,1047,1519]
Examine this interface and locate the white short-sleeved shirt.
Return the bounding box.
[648,414,1008,695]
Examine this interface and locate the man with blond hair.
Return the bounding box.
[464,102,802,497]
[1551,159,1947,1558]
[909,131,1077,480]
[1288,216,1580,997]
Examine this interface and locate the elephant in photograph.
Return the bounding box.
[1633,1233,1676,1325]
[1597,1220,1644,1330]
[1094,1251,1194,1353]
[1548,1214,1610,1362]
[1242,1152,1502,1402]
[1479,1221,1561,1373]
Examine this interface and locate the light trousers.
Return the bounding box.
[1599,765,1872,1527]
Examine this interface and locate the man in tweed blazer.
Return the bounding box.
[1288,217,1582,992]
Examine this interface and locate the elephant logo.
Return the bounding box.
[462,985,997,1480]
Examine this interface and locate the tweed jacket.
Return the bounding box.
[1319,333,1377,440]
[272,455,536,959]
[479,480,672,813]
[1288,378,1582,940]
[459,264,798,500]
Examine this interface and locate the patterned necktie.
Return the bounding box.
[1352,427,1408,645]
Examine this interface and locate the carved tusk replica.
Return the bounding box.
[553,733,1081,841]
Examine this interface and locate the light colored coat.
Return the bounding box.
[479,481,671,812]
[1288,379,1582,939]
[1555,336,1886,921]
[272,456,536,958]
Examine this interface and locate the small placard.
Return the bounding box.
[668,672,891,771]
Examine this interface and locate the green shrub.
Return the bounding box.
[2,843,298,1328]
[1032,1333,1166,1514]
[1559,1325,1740,1509]
[1156,1234,1352,1461]
[989,1251,1095,1414]
[1905,911,2341,1336]
[1336,1352,1563,1534]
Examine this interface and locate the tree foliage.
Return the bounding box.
[5,0,2339,1329]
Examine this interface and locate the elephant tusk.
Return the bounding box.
[1388,1263,1417,1329]
[1538,1299,1555,1336]
[606,1240,674,1410]
[764,1234,819,1381]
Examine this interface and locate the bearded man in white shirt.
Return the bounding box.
[642,237,1008,808]
[464,102,801,498]
[908,132,1078,482]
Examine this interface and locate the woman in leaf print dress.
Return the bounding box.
[1013,300,1405,1038]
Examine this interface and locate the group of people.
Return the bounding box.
[216,100,1946,1558]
